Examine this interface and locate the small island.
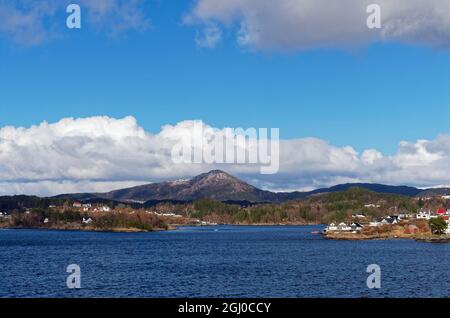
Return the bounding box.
[0,205,171,233]
[0,199,217,233]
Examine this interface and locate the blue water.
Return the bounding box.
[0,225,449,298]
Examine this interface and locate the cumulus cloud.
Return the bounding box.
[0,0,150,45]
[186,0,450,51]
[0,116,449,196]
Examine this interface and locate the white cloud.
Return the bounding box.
[0,0,150,45]
[79,0,150,36]
[186,0,450,51]
[0,0,56,46]
[195,24,222,48]
[0,116,449,196]
[361,149,383,165]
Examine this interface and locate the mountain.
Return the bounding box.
[98,170,279,203]
[93,170,426,202]
[272,183,422,201]
[50,170,447,204]
[307,183,422,197]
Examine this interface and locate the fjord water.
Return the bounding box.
[1,225,449,298]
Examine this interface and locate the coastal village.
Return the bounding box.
[324,208,450,233]
[323,194,450,241]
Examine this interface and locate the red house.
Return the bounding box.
[437,208,446,215]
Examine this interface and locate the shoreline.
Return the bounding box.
[0,222,320,233]
[324,232,450,243]
[176,222,320,227]
[0,224,173,233]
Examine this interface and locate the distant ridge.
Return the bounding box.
[417,187,450,197]
[307,183,422,197]
[49,170,444,203]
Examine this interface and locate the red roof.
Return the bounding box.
[437,208,446,214]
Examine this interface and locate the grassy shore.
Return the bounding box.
[324,232,420,240]
[324,231,450,242]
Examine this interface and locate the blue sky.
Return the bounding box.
[0,0,448,155]
[0,0,450,195]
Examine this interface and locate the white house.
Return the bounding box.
[337,222,352,231]
[350,223,364,232]
[323,222,355,233]
[101,206,111,212]
[381,216,398,225]
[161,213,182,218]
[416,210,438,220]
[82,217,93,224]
[325,223,338,232]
